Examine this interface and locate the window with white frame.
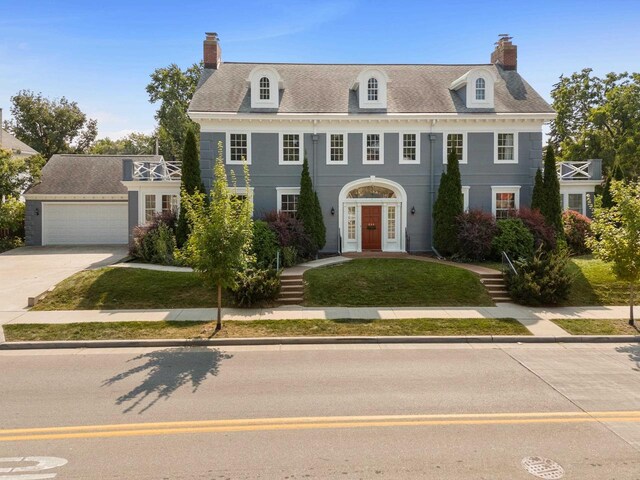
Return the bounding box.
[364,133,383,164]
[568,193,583,215]
[280,134,302,164]
[280,194,298,218]
[445,133,465,163]
[259,77,270,100]
[475,78,486,100]
[496,133,517,163]
[145,194,156,222]
[367,77,378,101]
[162,194,178,214]
[347,206,356,241]
[387,206,396,240]
[461,186,470,212]
[400,133,419,163]
[492,187,520,219]
[228,133,250,164]
[328,133,346,164]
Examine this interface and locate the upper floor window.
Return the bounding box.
[475,78,486,100]
[226,132,251,164]
[259,77,270,100]
[445,133,466,164]
[367,78,378,101]
[495,133,518,163]
[328,133,347,164]
[400,133,419,164]
[363,133,383,164]
[280,133,303,165]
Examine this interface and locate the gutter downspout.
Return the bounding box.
[428,119,437,251]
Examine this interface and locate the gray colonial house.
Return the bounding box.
[22,34,599,247]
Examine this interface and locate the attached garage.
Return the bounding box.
[42,202,128,245]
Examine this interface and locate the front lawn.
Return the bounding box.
[4,317,528,341]
[564,256,636,306]
[304,258,493,307]
[552,319,639,336]
[33,267,229,310]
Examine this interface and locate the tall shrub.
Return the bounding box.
[176,127,204,247]
[433,149,463,256]
[492,218,535,261]
[540,145,563,235]
[297,153,326,254]
[456,210,497,261]
[563,210,592,255]
[513,207,556,251]
[252,220,279,269]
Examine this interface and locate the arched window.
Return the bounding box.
[347,185,396,199]
[367,77,378,101]
[475,78,486,101]
[259,77,270,100]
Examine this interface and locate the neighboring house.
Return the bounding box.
[0,108,39,159]
[188,33,556,253]
[558,159,602,218]
[24,155,180,245]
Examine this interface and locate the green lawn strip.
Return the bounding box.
[4,318,528,341]
[304,258,494,307]
[32,267,235,311]
[552,319,640,336]
[563,256,635,306]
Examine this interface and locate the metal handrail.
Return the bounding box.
[431,245,444,260]
[337,229,342,255]
[501,251,518,276]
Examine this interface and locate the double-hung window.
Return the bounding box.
[162,194,178,214]
[328,133,347,164]
[280,133,303,164]
[259,77,270,100]
[145,195,156,222]
[445,133,466,164]
[367,78,378,101]
[227,133,250,164]
[277,187,300,218]
[364,133,383,164]
[492,186,520,219]
[496,133,517,163]
[568,193,584,215]
[475,78,486,100]
[400,133,419,164]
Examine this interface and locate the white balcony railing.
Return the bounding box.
[557,161,593,181]
[132,161,181,181]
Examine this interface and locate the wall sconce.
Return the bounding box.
[35,208,40,216]
[331,207,335,215]
[411,206,416,215]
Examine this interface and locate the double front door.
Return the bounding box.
[361,205,382,250]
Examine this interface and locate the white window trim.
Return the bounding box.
[398,132,421,165]
[362,133,384,165]
[279,133,304,165]
[443,132,468,165]
[494,132,519,164]
[462,186,470,212]
[249,67,281,109]
[276,187,301,213]
[491,186,521,218]
[326,132,348,165]
[356,69,389,109]
[139,190,181,225]
[225,132,252,165]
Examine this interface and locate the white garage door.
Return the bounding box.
[42,203,128,245]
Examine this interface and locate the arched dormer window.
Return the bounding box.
[355,69,389,109]
[475,78,486,100]
[248,67,282,109]
[367,77,378,101]
[259,77,270,100]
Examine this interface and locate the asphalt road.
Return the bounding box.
[1,343,639,479]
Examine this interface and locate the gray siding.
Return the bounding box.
[25,200,42,246]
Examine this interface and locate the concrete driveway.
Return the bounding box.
[0,246,128,311]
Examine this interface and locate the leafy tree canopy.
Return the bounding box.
[0,148,45,201]
[4,90,97,160]
[89,132,155,155]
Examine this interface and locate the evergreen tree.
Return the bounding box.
[540,145,563,235]
[531,168,544,211]
[433,149,464,256]
[176,128,203,246]
[297,152,326,255]
[312,190,326,250]
[601,163,624,208]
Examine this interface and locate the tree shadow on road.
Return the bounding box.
[615,344,640,372]
[102,347,232,414]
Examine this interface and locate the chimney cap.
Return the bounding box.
[205,32,219,42]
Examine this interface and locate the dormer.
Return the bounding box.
[354,69,389,109]
[449,67,498,109]
[248,66,282,109]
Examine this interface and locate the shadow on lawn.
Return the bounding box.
[102,347,232,413]
[615,344,640,372]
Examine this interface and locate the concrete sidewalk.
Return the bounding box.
[2,304,639,337]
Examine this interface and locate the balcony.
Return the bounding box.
[557,160,602,182]
[131,161,181,181]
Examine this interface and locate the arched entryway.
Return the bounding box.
[338,177,407,253]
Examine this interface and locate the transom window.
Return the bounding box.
[347,185,396,199]
[280,194,299,218]
[446,133,464,163]
[145,194,156,222]
[497,133,515,162]
[475,78,486,100]
[347,206,356,241]
[281,134,302,164]
[568,193,583,215]
[329,134,346,163]
[401,133,418,163]
[162,194,178,214]
[367,77,378,101]
[229,133,248,163]
[365,134,382,163]
[259,77,270,100]
[495,192,516,219]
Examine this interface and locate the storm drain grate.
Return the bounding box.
[521,456,565,479]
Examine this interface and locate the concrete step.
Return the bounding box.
[280,283,304,290]
[281,275,303,281]
[492,297,511,302]
[488,290,509,296]
[278,297,304,305]
[278,291,305,299]
[480,273,503,280]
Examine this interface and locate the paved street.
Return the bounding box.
[1,343,639,479]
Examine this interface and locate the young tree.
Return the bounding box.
[531,168,544,212]
[588,181,640,327]
[180,141,253,330]
[540,145,563,235]
[297,153,325,255]
[4,90,97,159]
[176,128,204,246]
[433,149,463,256]
[0,149,44,202]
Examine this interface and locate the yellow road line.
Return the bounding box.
[2,412,640,442]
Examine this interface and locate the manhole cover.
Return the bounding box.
[521,456,564,479]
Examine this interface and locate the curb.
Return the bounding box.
[1,335,639,350]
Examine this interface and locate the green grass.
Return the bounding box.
[564,256,636,306]
[303,258,494,307]
[3,317,529,341]
[552,319,640,335]
[32,267,234,311]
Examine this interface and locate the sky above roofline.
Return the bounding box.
[1,0,639,140]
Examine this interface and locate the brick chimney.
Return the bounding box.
[204,32,221,69]
[491,34,517,71]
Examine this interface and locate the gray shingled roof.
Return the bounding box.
[189,63,553,114]
[25,154,163,195]
[1,129,39,155]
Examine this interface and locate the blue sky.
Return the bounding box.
[1,0,639,139]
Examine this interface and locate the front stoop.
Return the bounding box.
[277,274,305,305]
[480,272,511,303]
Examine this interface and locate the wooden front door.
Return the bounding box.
[361,205,382,250]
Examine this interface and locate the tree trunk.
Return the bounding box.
[630,282,635,327]
[216,283,222,331]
